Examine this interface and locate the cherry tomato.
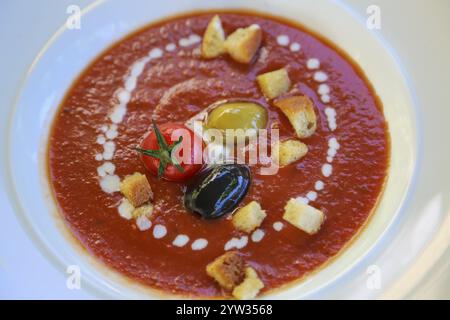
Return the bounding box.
[136,121,203,182]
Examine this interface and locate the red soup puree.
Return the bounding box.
[48,11,389,298]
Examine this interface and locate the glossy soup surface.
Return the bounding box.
[48,12,389,297]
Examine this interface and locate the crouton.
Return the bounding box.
[232,267,264,300]
[283,199,324,235]
[274,95,317,138]
[272,139,308,167]
[132,203,154,219]
[232,201,266,233]
[120,172,153,207]
[206,251,244,290]
[224,24,262,64]
[201,15,226,58]
[256,68,291,99]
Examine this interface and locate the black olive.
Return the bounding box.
[184,164,251,219]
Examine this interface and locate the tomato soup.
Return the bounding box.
[48,11,389,298]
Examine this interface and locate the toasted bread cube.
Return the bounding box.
[132,203,154,219]
[272,139,308,167]
[224,24,262,64]
[283,199,324,235]
[120,172,153,207]
[201,15,226,58]
[206,251,244,290]
[256,68,291,99]
[274,95,317,138]
[232,267,264,300]
[232,201,266,233]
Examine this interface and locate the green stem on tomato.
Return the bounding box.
[135,120,185,179]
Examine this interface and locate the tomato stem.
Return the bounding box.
[135,120,185,179]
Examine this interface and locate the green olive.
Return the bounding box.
[206,101,268,131]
